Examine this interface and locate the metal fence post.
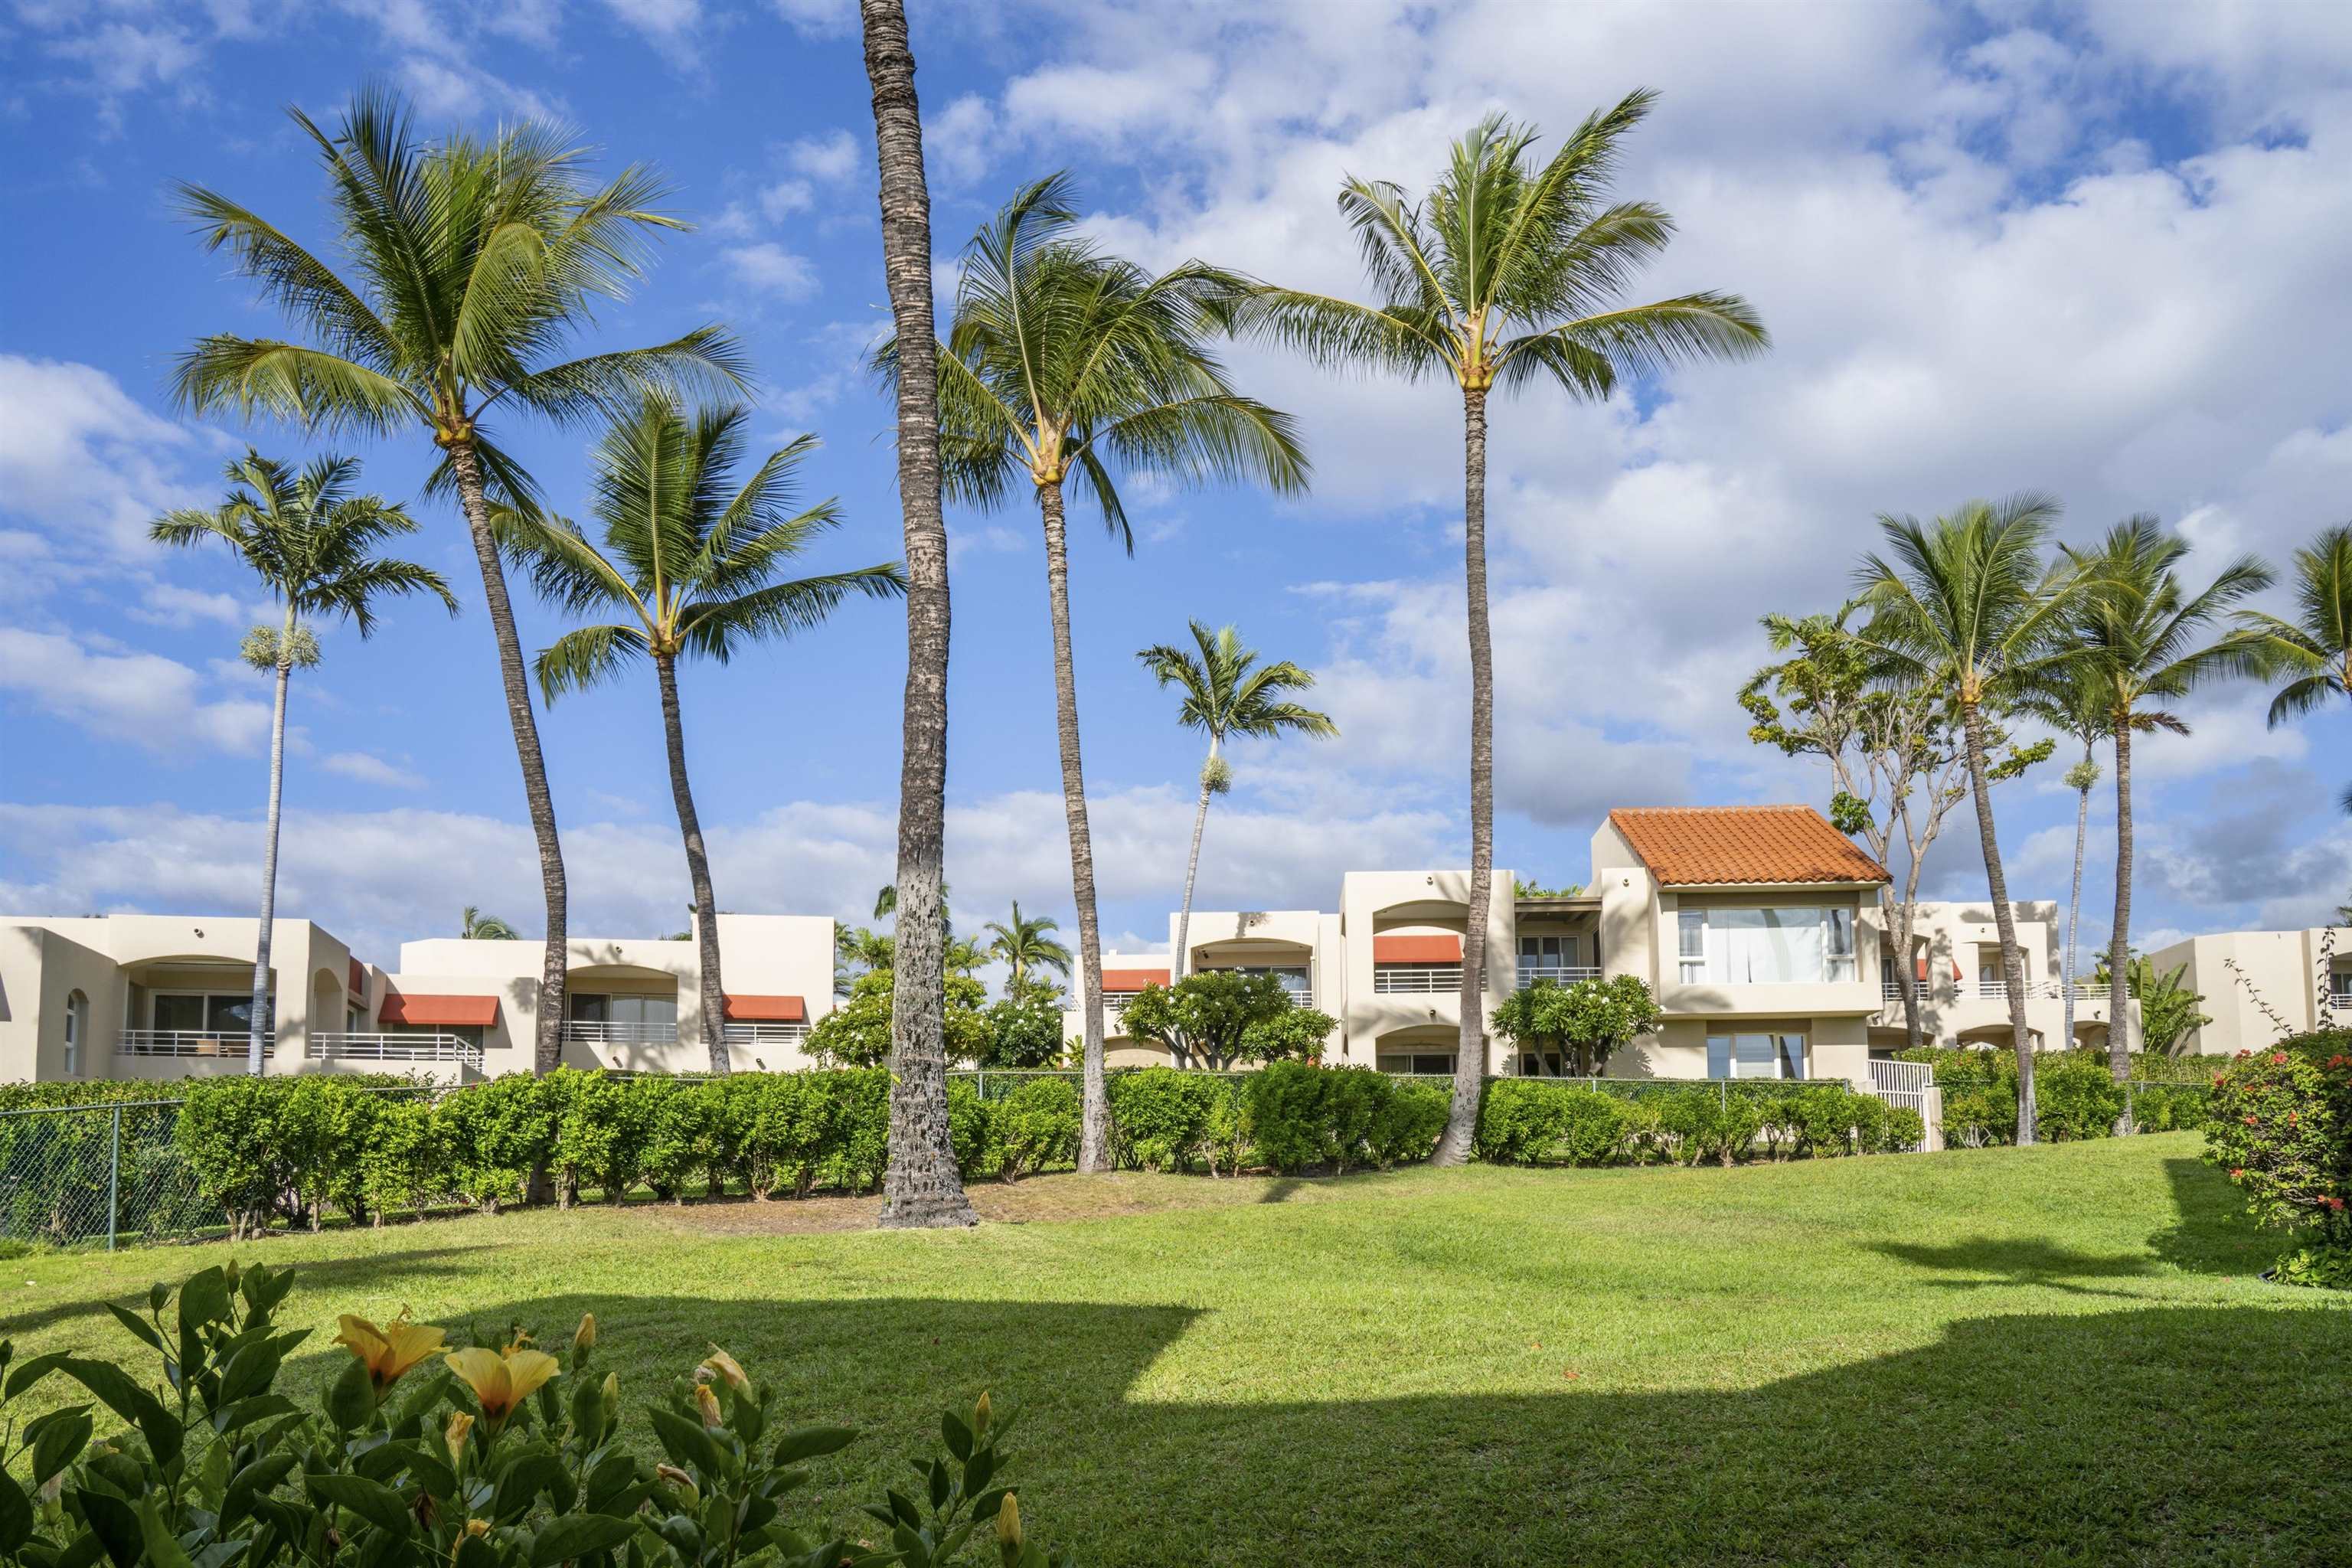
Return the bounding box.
[1720,1080,1728,1113]
[106,1102,122,1253]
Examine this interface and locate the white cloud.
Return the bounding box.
[786,128,860,183]
[769,0,853,40]
[926,94,996,186]
[0,355,194,559]
[322,751,428,791]
[397,56,560,122]
[757,179,814,220]
[0,629,270,755]
[599,0,703,68]
[129,583,244,629]
[722,242,819,299]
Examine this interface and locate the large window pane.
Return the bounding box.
[206,995,253,1034]
[1678,910,1706,982]
[1708,1032,1807,1080]
[1715,908,1824,984]
[154,995,204,1031]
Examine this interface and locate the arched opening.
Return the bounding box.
[311,968,342,1048]
[62,988,88,1076]
[1374,1024,1463,1076]
[122,956,273,1059]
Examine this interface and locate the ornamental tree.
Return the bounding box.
[2203,1034,2352,1257]
[808,970,990,1069]
[1492,975,1663,1076]
[1119,971,1334,1070]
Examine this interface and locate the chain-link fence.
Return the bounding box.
[0,1099,213,1251]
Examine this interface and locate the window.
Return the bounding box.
[1678,907,1862,985]
[1707,1033,1806,1080]
[153,993,264,1034]
[1677,910,1706,982]
[1378,1054,1455,1075]
[63,990,87,1076]
[1517,935,1578,985]
[1224,965,1310,999]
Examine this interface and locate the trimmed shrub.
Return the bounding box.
[1369,1077,1449,1166]
[175,1076,301,1237]
[1200,1077,1251,1178]
[1472,1078,1570,1165]
[1246,1061,1334,1174]
[946,1076,995,1181]
[440,1072,555,1212]
[358,1095,445,1222]
[746,1071,841,1198]
[1107,1067,1223,1172]
[2032,1051,2127,1141]
[993,1075,1080,1181]
[823,1068,893,1193]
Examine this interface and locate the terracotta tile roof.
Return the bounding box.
[1609,805,1890,887]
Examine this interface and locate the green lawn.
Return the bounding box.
[6,1133,2347,1565]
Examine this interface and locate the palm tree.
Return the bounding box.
[461,906,522,940]
[2245,524,2352,786]
[2063,518,2272,1108]
[2017,671,2110,1055]
[152,451,456,1073]
[502,394,905,1076]
[983,902,1073,1001]
[172,86,743,1073]
[861,0,976,1229]
[884,175,1308,1173]
[1246,96,1766,1162]
[1854,495,2086,1143]
[1137,622,1336,980]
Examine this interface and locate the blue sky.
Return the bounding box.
[4,0,2351,970]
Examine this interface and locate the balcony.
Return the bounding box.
[1974,979,2062,1000]
[1517,965,1599,988]
[1375,965,1486,995]
[723,1021,810,1047]
[309,1032,481,1067]
[564,1019,678,1045]
[118,1030,276,1058]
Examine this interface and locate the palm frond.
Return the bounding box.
[534,622,648,701]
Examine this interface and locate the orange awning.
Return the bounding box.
[723,994,806,1022]
[348,957,365,996]
[1374,935,1462,964]
[1102,969,1169,993]
[377,991,498,1027]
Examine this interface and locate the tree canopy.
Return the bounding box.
[1118,972,1335,1071]
[1491,975,1663,1076]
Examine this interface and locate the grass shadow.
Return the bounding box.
[1256,1178,1306,1204]
[207,1289,2352,1566]
[0,1246,479,1337]
[2153,1155,2282,1277]
[1868,1235,2164,1298]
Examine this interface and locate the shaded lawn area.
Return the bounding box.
[5,1132,2348,1566]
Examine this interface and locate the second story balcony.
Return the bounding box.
[564,1018,678,1046]
[1374,963,1488,994]
[119,1029,275,1059]
[1517,964,1600,988]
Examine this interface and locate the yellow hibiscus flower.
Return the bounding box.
[334,1309,447,1396]
[444,1344,562,1429]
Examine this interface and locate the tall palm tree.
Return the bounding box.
[2245,523,2352,775]
[1854,495,2086,1143]
[2063,518,2272,1108]
[460,906,521,940]
[152,451,456,1073]
[982,902,1073,1001]
[1246,96,1766,1162]
[1137,622,1337,980]
[2018,673,2108,1056]
[883,175,1307,1172]
[172,86,743,1074]
[861,0,976,1229]
[502,394,905,1076]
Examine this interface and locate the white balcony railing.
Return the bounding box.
[564,1020,679,1045]
[309,1032,481,1066]
[1973,979,2066,1000]
[723,1022,810,1048]
[1517,965,1600,988]
[1375,965,1482,995]
[118,1030,276,1058]
[2328,991,2352,1012]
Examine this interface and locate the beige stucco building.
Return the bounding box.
[0,912,836,1083]
[2146,926,2352,1055]
[1071,804,2134,1081]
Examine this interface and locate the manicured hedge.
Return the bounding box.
[1895,1046,2210,1146]
[1473,1079,1922,1167]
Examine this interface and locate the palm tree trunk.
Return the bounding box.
[2108,715,2135,1129]
[863,0,974,1228]
[445,436,568,1074]
[1172,741,1217,982]
[1037,482,1111,1171]
[1961,697,2036,1143]
[655,652,730,1076]
[247,605,295,1076]
[1435,384,1493,1167]
[2064,745,2091,1056]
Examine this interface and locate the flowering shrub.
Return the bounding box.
[0,1263,1070,1568]
[2203,1034,2352,1282]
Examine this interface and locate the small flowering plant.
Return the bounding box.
[2204,1038,2352,1275]
[0,1266,1070,1568]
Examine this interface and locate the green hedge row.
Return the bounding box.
[1472,1079,1925,1167]
[1895,1047,2210,1145]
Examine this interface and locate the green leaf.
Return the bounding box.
[8,1351,71,1400]
[646,1409,725,1478]
[770,1425,855,1465]
[60,1358,181,1466]
[939,1412,972,1463]
[29,1405,93,1485]
[137,1491,198,1568]
[489,1452,566,1524]
[454,1533,498,1568]
[304,1473,413,1536]
[178,1269,232,1339]
[221,1453,298,1533]
[324,1359,374,1432]
[104,1305,168,1357]
[78,1490,144,1568]
[0,1468,34,1553]
[530,1512,638,1566]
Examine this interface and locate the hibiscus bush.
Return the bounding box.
[2203,1033,2352,1284]
[0,1262,1070,1568]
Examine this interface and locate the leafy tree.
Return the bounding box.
[978,995,1067,1069]
[835,925,896,993]
[1492,975,1663,1076]
[174,87,742,1073]
[1512,877,1583,897]
[2091,954,2212,1057]
[808,970,990,1070]
[1854,495,2088,1142]
[1743,606,2046,1050]
[885,175,1307,1174]
[983,901,1073,1001]
[2244,522,2352,741]
[2063,518,2271,1099]
[1136,622,1335,978]
[460,906,522,940]
[1248,96,1766,1163]
[505,394,903,1075]
[152,451,457,1073]
[1119,972,1335,1070]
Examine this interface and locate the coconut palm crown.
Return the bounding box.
[2243,522,2352,730]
